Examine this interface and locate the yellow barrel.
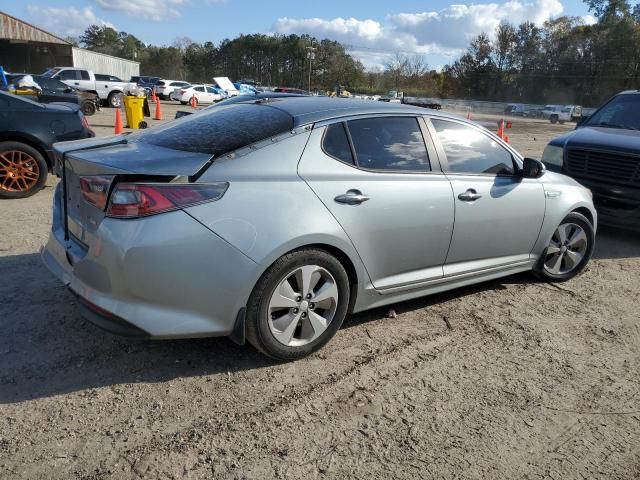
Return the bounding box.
[122,96,146,129]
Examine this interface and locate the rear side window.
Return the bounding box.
[347,117,430,172]
[194,86,205,92]
[133,103,294,155]
[322,123,354,165]
[432,119,514,175]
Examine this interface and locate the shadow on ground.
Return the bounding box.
[0,226,637,404]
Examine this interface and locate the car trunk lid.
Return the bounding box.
[56,138,213,249]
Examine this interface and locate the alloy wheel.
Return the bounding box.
[544,222,588,275]
[0,150,40,193]
[268,265,339,347]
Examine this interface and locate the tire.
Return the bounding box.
[81,100,96,116]
[550,115,558,124]
[108,92,122,108]
[245,248,351,361]
[0,141,48,199]
[180,101,188,105]
[559,120,565,125]
[533,212,594,282]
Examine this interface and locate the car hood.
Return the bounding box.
[549,125,640,155]
[54,136,213,177]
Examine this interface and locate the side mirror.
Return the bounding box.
[521,157,545,178]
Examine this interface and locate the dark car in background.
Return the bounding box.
[0,91,94,199]
[130,76,161,95]
[7,74,100,116]
[542,90,640,229]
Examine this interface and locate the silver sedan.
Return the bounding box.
[42,98,596,360]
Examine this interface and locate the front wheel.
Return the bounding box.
[0,141,48,199]
[108,92,122,108]
[550,115,558,124]
[245,249,351,361]
[534,212,594,282]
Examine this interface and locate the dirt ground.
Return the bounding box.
[1,106,639,479]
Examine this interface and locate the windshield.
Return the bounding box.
[561,107,571,113]
[586,94,640,130]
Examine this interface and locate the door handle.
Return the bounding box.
[74,82,79,85]
[458,189,482,201]
[334,189,370,205]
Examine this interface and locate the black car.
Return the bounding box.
[7,74,100,116]
[542,90,640,229]
[0,91,94,199]
[130,76,161,95]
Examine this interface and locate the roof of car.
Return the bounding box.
[257,97,461,127]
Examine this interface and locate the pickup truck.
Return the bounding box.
[42,67,129,108]
[550,105,583,124]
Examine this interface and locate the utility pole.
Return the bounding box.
[306,45,316,93]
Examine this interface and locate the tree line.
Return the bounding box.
[75,0,640,106]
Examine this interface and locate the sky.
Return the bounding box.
[3,0,595,70]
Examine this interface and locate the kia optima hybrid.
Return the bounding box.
[42,98,596,360]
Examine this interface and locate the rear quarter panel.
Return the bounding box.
[185,132,371,286]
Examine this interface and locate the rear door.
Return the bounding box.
[428,117,545,275]
[299,116,454,290]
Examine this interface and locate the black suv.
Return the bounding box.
[542,91,640,229]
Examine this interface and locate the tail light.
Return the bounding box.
[80,175,114,209]
[106,183,228,218]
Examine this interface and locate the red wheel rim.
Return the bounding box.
[0,150,40,192]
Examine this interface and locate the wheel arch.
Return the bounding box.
[572,206,594,226]
[0,133,53,170]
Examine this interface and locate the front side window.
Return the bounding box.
[79,70,90,80]
[58,70,79,81]
[322,123,354,165]
[432,119,514,175]
[347,117,430,172]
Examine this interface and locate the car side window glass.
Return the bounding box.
[58,70,78,81]
[79,71,90,80]
[322,123,354,165]
[195,86,204,92]
[347,117,430,172]
[431,119,515,175]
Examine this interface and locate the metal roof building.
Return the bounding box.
[0,11,139,79]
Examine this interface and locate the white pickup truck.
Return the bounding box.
[42,67,130,108]
[550,105,583,124]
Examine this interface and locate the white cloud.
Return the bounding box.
[273,0,565,68]
[94,0,187,21]
[26,5,115,37]
[580,14,597,25]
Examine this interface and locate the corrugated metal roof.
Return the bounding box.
[0,11,70,45]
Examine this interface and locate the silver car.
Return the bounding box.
[42,98,597,360]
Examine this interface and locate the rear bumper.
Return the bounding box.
[41,184,261,338]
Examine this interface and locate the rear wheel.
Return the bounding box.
[534,212,594,282]
[180,101,188,105]
[246,249,350,361]
[550,115,558,124]
[81,100,96,116]
[0,142,48,199]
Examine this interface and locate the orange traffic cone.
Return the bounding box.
[504,135,509,143]
[151,87,157,103]
[154,97,163,120]
[467,111,471,120]
[114,108,123,134]
[497,119,504,139]
[190,96,197,108]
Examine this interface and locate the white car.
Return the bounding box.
[155,80,191,100]
[171,85,223,105]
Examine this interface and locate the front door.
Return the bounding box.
[428,118,545,276]
[298,116,455,290]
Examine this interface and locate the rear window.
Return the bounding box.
[132,103,294,156]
